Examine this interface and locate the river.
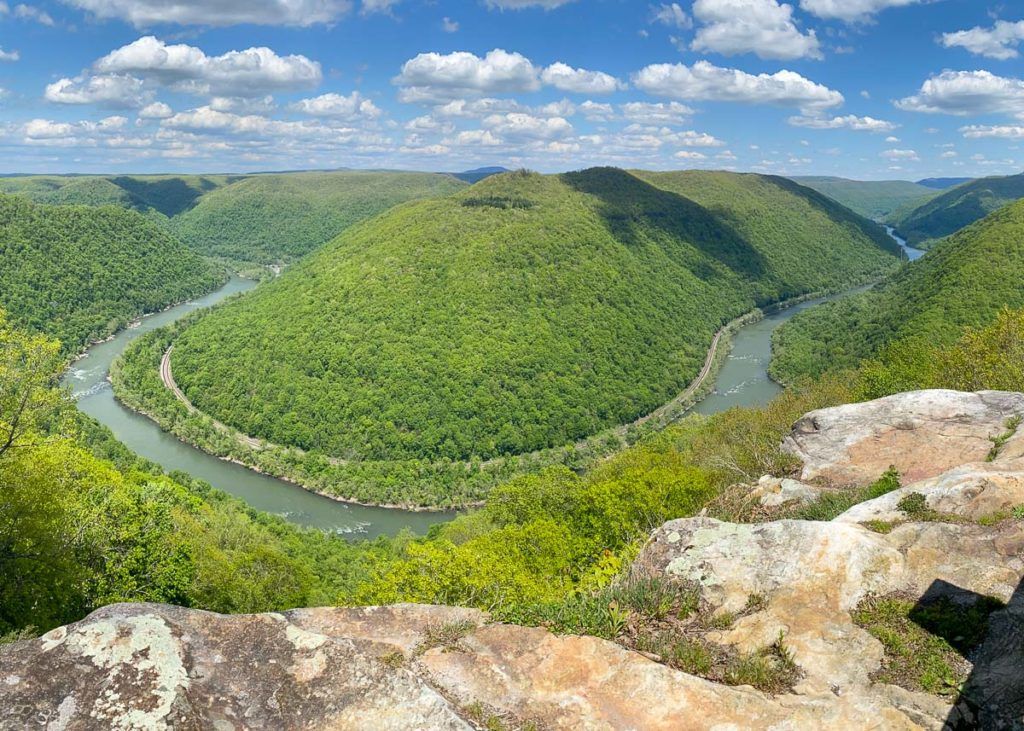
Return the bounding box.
[66,228,922,537]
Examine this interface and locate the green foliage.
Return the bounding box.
[792,467,902,521]
[162,168,896,500]
[890,172,1024,247]
[0,194,223,352]
[170,171,466,263]
[772,199,1024,383]
[788,176,939,220]
[853,594,1004,696]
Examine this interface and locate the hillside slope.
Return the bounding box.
[771,198,1024,382]
[786,176,938,220]
[0,195,223,351]
[890,172,1024,247]
[170,171,466,263]
[167,168,898,470]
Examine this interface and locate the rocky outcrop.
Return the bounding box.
[784,389,1024,485]
[3,389,1023,730]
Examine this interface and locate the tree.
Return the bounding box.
[0,310,64,460]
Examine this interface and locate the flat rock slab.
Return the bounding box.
[783,390,1024,486]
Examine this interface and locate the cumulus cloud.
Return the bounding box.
[691,0,822,60]
[3,3,54,25]
[620,101,694,125]
[45,74,150,107]
[798,0,926,22]
[95,36,322,97]
[540,62,625,94]
[651,3,691,29]
[881,148,919,161]
[138,101,173,118]
[22,115,129,146]
[361,0,398,14]
[482,112,573,140]
[63,0,352,27]
[788,113,898,132]
[941,20,1024,60]
[896,69,1024,117]
[442,16,459,32]
[578,100,614,120]
[395,49,539,102]
[633,60,843,112]
[0,47,18,61]
[291,91,382,120]
[960,124,1024,140]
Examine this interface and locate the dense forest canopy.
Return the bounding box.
[169,171,467,263]
[771,197,1024,382]
[166,168,899,471]
[786,176,939,220]
[889,172,1024,247]
[0,194,223,352]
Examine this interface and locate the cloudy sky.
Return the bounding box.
[0,0,1022,178]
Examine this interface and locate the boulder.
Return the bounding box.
[0,601,928,731]
[783,390,1024,486]
[751,475,825,508]
[836,462,1024,524]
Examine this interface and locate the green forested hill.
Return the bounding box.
[0,195,223,351]
[890,172,1024,247]
[771,198,1024,382]
[0,174,238,217]
[169,171,467,263]
[167,168,898,471]
[786,176,939,220]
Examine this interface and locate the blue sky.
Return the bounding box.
[0,0,1022,179]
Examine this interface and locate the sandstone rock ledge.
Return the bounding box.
[2,390,1023,730]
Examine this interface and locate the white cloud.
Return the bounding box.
[620,101,694,125]
[941,20,1024,60]
[4,3,54,25]
[394,49,539,102]
[798,0,926,23]
[885,135,899,142]
[45,74,150,107]
[940,150,957,157]
[788,113,898,132]
[95,36,322,97]
[691,0,822,60]
[674,150,707,160]
[434,97,525,118]
[22,115,129,146]
[896,69,1024,117]
[442,16,459,32]
[633,60,843,113]
[540,62,625,94]
[651,3,691,29]
[63,0,351,27]
[361,0,398,14]
[881,148,919,161]
[482,112,573,140]
[291,91,382,120]
[0,47,18,62]
[138,101,173,118]
[209,95,277,114]
[960,124,1024,140]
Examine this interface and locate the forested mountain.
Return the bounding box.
[890,172,1024,247]
[451,166,511,183]
[0,195,223,351]
[0,174,237,217]
[170,171,466,263]
[165,168,898,477]
[786,176,938,220]
[771,198,1024,382]
[916,177,973,190]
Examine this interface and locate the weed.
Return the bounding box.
[1014,504,1024,519]
[418,620,475,655]
[379,651,405,669]
[863,519,901,534]
[793,467,901,521]
[724,634,800,693]
[853,594,1004,697]
[987,415,1022,461]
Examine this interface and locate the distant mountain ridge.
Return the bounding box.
[916,177,973,190]
[787,176,939,220]
[450,166,511,183]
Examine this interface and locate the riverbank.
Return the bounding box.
[109,278,878,512]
